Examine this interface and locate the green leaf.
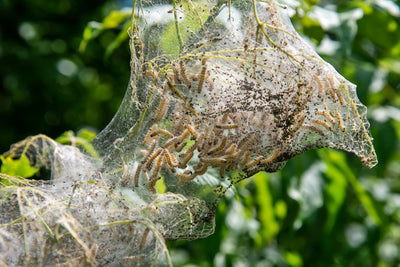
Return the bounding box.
[319,149,382,226]
[0,155,39,178]
[102,10,131,29]
[161,2,210,57]
[105,21,130,59]
[77,128,97,141]
[323,156,348,233]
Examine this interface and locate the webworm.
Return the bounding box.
[142,139,157,165]
[289,112,306,134]
[134,163,142,187]
[163,136,179,149]
[178,129,190,143]
[144,147,163,170]
[149,176,161,194]
[302,124,325,136]
[144,124,158,145]
[164,149,178,167]
[152,154,164,178]
[260,149,280,165]
[197,57,209,93]
[207,137,227,155]
[150,128,174,138]
[219,164,227,178]
[314,75,324,98]
[223,150,241,161]
[186,125,199,139]
[239,150,251,165]
[199,156,227,165]
[175,141,187,153]
[153,98,169,121]
[336,86,346,107]
[335,111,345,132]
[225,143,237,154]
[179,151,193,168]
[172,62,181,84]
[194,164,208,175]
[315,110,335,124]
[312,119,332,131]
[243,156,264,170]
[215,123,238,129]
[139,228,150,250]
[179,60,191,88]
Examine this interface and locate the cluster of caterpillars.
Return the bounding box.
[133,111,281,193]
[135,56,350,193]
[299,74,348,136]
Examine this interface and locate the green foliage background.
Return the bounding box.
[1,0,400,266]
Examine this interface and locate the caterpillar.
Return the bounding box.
[312,119,332,131]
[134,163,142,187]
[153,98,169,122]
[239,150,252,165]
[197,57,209,93]
[302,124,325,136]
[150,128,174,138]
[315,110,335,124]
[260,149,280,165]
[243,155,264,170]
[199,156,227,165]
[215,123,238,129]
[335,110,345,132]
[143,147,163,170]
[207,137,227,155]
[186,124,199,139]
[144,124,158,145]
[179,60,191,88]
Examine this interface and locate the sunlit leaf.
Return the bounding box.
[254,172,279,243]
[0,155,39,178]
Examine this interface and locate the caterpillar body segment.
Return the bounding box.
[144,124,158,145]
[335,111,345,132]
[153,98,169,122]
[179,60,191,88]
[302,124,325,136]
[315,110,335,124]
[144,147,163,170]
[149,176,161,194]
[239,150,251,165]
[260,149,280,165]
[207,137,227,155]
[150,129,174,138]
[311,119,332,131]
[243,156,264,170]
[134,163,142,187]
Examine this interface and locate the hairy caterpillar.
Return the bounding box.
[215,123,238,129]
[150,128,174,138]
[207,137,227,155]
[312,119,332,131]
[243,156,264,170]
[197,57,209,93]
[179,60,191,88]
[134,163,142,187]
[260,149,280,164]
[315,110,335,124]
[144,124,158,145]
[335,111,345,132]
[302,124,325,136]
[153,98,169,122]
